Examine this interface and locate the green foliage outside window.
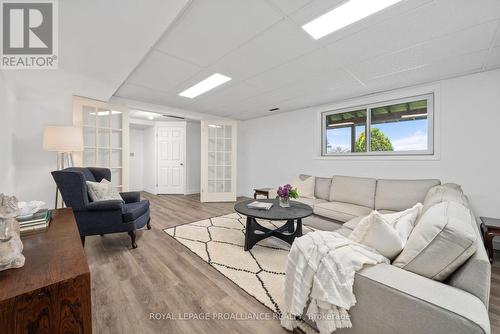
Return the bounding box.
[355,128,394,152]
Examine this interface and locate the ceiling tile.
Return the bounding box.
[245,48,340,92]
[116,83,195,109]
[484,46,500,69]
[265,0,312,15]
[242,68,362,108]
[155,0,284,67]
[364,50,487,92]
[211,19,319,80]
[127,51,202,92]
[348,21,497,82]
[190,81,266,109]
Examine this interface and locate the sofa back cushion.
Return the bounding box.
[315,177,332,201]
[423,183,469,213]
[329,175,376,208]
[375,179,440,212]
[393,201,477,281]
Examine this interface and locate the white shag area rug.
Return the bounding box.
[164,212,325,315]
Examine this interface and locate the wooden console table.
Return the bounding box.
[0,208,92,333]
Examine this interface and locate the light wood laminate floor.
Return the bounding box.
[84,193,500,333]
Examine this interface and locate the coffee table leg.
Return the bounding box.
[296,218,303,238]
[244,216,254,251]
[286,219,295,233]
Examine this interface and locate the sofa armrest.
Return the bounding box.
[350,263,490,334]
[85,200,123,211]
[120,191,140,204]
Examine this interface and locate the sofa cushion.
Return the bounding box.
[350,204,422,260]
[303,215,342,232]
[375,179,440,212]
[294,197,327,207]
[291,174,315,199]
[423,183,469,213]
[314,201,372,222]
[393,201,477,281]
[329,175,377,208]
[122,200,150,222]
[314,177,332,201]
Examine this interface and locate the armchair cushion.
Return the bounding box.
[86,200,123,211]
[122,200,150,222]
[120,191,141,204]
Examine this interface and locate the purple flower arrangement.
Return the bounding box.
[277,184,299,199]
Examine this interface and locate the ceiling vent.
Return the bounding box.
[162,114,185,120]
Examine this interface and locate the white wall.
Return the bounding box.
[0,73,17,195]
[238,69,500,217]
[186,121,201,194]
[129,127,145,191]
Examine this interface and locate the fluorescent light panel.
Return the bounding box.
[328,122,354,127]
[302,0,402,40]
[179,73,231,98]
[401,113,427,119]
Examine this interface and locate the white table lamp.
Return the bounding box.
[43,126,84,169]
[43,126,83,208]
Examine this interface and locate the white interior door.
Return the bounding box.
[157,124,186,194]
[201,120,237,202]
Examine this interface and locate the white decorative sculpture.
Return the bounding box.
[0,194,25,271]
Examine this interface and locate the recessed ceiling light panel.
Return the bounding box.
[302,0,402,40]
[179,73,231,98]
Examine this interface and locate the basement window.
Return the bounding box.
[322,94,433,156]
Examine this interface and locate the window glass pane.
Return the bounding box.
[97,109,110,128]
[83,127,95,147]
[370,99,428,152]
[324,109,367,154]
[83,149,95,166]
[111,129,122,148]
[98,128,110,147]
[110,110,122,129]
[82,106,96,126]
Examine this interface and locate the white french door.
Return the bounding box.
[201,120,237,202]
[73,96,129,191]
[157,124,186,194]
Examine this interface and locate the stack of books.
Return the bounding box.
[247,201,273,211]
[17,209,52,236]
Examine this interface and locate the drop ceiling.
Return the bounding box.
[114,0,500,120]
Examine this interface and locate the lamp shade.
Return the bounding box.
[43,126,84,152]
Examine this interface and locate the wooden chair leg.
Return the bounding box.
[147,218,151,230]
[128,230,137,249]
[80,236,85,247]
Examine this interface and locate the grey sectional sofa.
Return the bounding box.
[291,175,491,334]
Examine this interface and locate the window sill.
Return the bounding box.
[314,153,440,161]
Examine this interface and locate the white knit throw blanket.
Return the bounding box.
[281,231,388,334]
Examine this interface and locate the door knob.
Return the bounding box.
[180,163,184,166]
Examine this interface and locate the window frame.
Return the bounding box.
[321,93,434,157]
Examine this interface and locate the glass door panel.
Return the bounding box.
[73,97,129,191]
[201,120,237,202]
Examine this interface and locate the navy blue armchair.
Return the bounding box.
[51,167,151,248]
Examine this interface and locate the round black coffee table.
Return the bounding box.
[234,199,313,251]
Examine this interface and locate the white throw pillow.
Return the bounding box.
[86,179,123,202]
[291,174,315,199]
[349,203,423,260]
